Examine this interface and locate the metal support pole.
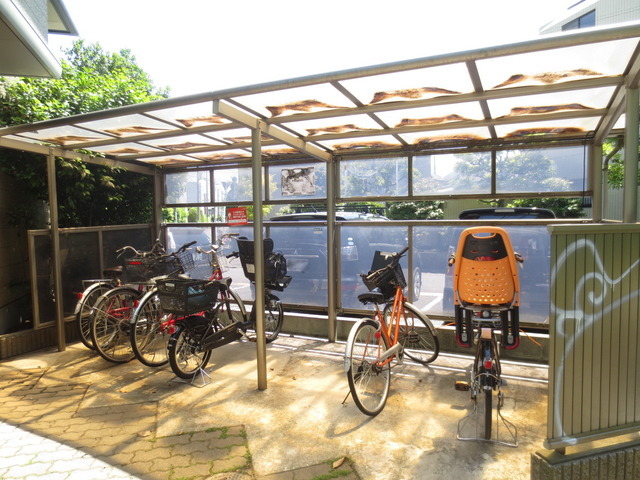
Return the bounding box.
[623,87,639,223]
[251,126,267,390]
[153,170,163,243]
[326,158,336,342]
[47,150,65,351]
[591,144,603,222]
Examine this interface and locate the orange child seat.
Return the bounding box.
[452,226,521,349]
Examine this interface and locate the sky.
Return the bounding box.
[49,0,576,98]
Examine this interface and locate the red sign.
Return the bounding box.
[227,207,248,225]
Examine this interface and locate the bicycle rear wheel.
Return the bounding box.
[387,303,439,364]
[483,387,493,440]
[346,320,391,416]
[215,286,246,328]
[167,316,213,379]
[91,287,139,363]
[244,293,283,343]
[75,282,112,350]
[130,289,171,367]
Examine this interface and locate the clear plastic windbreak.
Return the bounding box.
[340,157,408,198]
[412,225,550,325]
[165,171,211,204]
[213,167,254,203]
[496,145,587,193]
[414,152,492,195]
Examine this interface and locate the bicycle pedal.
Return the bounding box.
[455,381,471,391]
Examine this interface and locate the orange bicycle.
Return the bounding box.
[344,246,439,416]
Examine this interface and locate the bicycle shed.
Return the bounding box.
[1,21,640,474]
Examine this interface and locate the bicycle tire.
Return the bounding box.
[244,293,283,343]
[130,289,171,367]
[75,281,113,350]
[90,286,139,363]
[167,316,213,379]
[483,387,493,440]
[215,286,247,329]
[346,319,391,416]
[385,303,439,364]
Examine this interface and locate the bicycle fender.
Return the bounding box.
[130,287,158,324]
[403,302,438,336]
[73,281,111,315]
[344,317,380,372]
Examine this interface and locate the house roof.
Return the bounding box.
[0,0,77,78]
[1,20,639,173]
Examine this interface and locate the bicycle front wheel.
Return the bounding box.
[244,293,283,343]
[167,316,213,379]
[483,387,493,440]
[346,320,390,416]
[91,287,139,363]
[130,289,171,367]
[215,286,246,328]
[387,303,439,364]
[75,282,113,350]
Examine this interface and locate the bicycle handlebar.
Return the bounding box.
[195,233,239,255]
[360,246,408,282]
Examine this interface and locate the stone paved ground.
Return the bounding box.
[0,364,358,480]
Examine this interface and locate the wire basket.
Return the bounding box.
[125,255,181,283]
[155,278,220,315]
[362,263,406,300]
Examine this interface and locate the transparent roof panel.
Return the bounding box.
[399,126,491,145]
[495,118,600,138]
[80,114,174,137]
[377,103,484,129]
[477,39,637,91]
[9,125,113,145]
[143,133,225,150]
[137,155,205,166]
[148,103,232,128]
[339,63,474,105]
[88,142,164,156]
[314,134,402,151]
[234,84,356,118]
[282,114,383,137]
[192,150,252,162]
[487,87,616,118]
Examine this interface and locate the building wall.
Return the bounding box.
[540,0,640,34]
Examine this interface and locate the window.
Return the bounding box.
[562,10,595,31]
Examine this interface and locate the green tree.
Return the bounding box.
[603,136,640,189]
[0,40,169,227]
[386,201,444,219]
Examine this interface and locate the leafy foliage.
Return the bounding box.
[506,197,585,219]
[0,40,169,227]
[386,201,444,220]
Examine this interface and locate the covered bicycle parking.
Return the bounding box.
[1,20,640,477]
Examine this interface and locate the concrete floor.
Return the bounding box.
[1,334,548,479]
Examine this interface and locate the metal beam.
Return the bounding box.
[213,100,332,162]
[0,137,156,175]
[623,87,639,223]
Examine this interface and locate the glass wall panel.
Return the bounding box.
[341,224,408,310]
[414,225,550,325]
[340,157,408,198]
[496,146,587,193]
[267,224,328,307]
[166,225,212,250]
[268,162,327,200]
[214,167,253,203]
[163,206,213,224]
[165,171,210,204]
[421,152,492,195]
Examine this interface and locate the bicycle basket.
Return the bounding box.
[155,278,220,315]
[125,255,181,283]
[363,251,406,299]
[175,250,194,273]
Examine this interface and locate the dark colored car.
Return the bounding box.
[268,211,420,309]
[442,207,555,324]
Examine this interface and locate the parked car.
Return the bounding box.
[442,207,555,324]
[268,210,422,309]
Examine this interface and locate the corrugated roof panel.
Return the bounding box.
[399,126,492,145]
[376,103,484,129]
[283,114,382,137]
